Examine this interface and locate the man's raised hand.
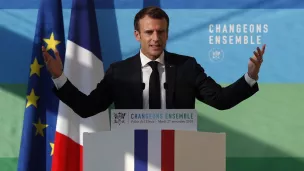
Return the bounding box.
[42,46,63,78]
[248,44,266,81]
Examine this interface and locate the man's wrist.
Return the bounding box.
[52,72,67,89]
[247,72,258,81]
[245,73,257,87]
[51,71,63,79]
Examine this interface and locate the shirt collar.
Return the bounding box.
[140,49,165,67]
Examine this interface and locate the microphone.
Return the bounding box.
[141,83,145,90]
[164,83,168,90]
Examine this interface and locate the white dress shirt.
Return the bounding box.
[140,50,166,109]
[52,50,256,109]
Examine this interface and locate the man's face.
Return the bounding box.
[134,15,168,60]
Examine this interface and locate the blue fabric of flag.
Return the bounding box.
[68,0,102,60]
[17,0,66,170]
[134,130,148,171]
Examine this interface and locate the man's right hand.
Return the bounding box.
[42,46,63,78]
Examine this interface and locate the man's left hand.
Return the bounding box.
[248,44,266,81]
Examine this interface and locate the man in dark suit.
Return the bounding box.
[42,6,266,118]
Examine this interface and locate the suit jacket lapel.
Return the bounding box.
[128,53,143,109]
[164,51,176,109]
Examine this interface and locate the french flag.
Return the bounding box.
[51,0,110,170]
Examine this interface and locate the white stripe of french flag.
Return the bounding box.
[51,0,110,170]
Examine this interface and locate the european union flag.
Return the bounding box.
[17,0,66,170]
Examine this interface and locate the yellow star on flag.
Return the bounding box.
[50,143,54,156]
[33,118,48,137]
[43,32,61,51]
[26,89,40,108]
[30,58,43,77]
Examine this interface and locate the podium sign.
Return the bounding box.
[110,109,197,131]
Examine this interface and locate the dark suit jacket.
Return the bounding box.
[53,51,259,118]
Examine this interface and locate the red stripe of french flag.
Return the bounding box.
[162,130,175,171]
[52,132,83,171]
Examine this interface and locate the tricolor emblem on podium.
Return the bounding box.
[84,130,226,171]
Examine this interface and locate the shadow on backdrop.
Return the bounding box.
[144,0,160,7]
[94,0,122,71]
[2,0,304,9]
[0,26,31,98]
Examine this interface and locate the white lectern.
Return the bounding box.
[83,109,226,171]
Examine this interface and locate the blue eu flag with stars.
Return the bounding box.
[17,0,66,170]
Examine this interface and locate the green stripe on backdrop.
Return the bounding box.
[0,157,303,171]
[0,84,304,170]
[196,84,304,157]
[0,158,18,171]
[227,157,304,170]
[0,84,26,158]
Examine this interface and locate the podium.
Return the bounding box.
[83,109,226,171]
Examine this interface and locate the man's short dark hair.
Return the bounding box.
[134,6,169,32]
